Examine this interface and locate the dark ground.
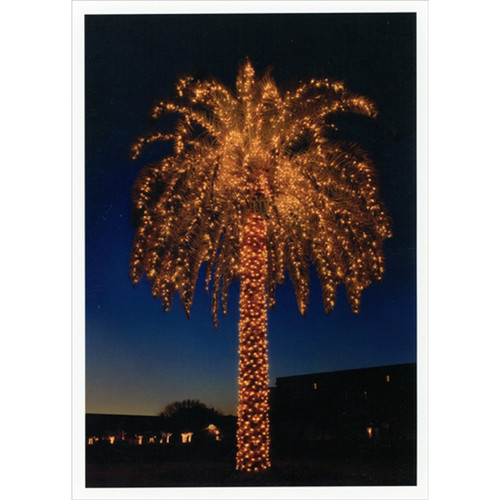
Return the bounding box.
[86,440,416,487]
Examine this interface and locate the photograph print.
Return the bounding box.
[74,2,427,498]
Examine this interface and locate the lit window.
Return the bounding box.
[367,426,373,439]
[313,382,318,390]
[386,374,390,382]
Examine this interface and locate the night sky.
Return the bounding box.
[85,13,416,417]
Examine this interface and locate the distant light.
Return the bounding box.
[206,424,222,441]
[313,382,318,390]
[367,426,373,439]
[386,374,390,382]
[181,432,193,443]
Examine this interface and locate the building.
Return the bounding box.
[270,363,416,446]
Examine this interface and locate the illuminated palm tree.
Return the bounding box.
[130,59,392,472]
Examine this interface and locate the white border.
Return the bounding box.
[415,4,429,498]
[72,2,428,499]
[72,0,426,15]
[72,1,86,498]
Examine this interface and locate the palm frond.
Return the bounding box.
[131,60,391,321]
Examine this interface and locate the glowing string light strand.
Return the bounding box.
[236,210,271,472]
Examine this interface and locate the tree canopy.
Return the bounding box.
[159,400,223,431]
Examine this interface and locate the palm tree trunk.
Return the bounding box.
[235,210,271,472]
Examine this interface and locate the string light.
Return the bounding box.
[130,59,391,472]
[236,211,271,471]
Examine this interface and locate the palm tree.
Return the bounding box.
[130,59,392,472]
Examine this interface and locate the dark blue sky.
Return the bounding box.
[85,13,416,416]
